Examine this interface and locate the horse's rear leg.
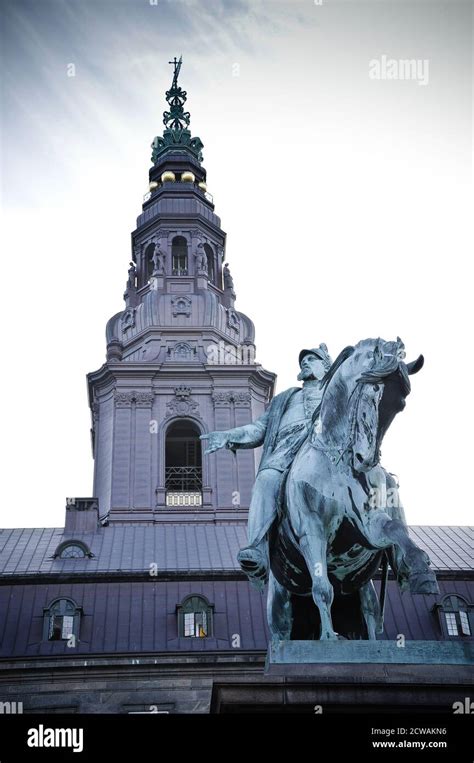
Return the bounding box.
[359,580,383,639]
[267,571,293,642]
[299,534,338,640]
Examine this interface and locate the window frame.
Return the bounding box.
[435,594,472,639]
[176,595,214,639]
[43,598,82,643]
[171,236,188,275]
[53,540,93,560]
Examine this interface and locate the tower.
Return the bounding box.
[87,57,276,524]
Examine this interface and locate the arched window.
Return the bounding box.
[171,236,188,275]
[436,595,472,638]
[204,243,215,284]
[144,243,155,282]
[53,540,92,559]
[177,595,213,638]
[165,420,202,506]
[43,598,82,642]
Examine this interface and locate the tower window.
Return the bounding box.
[165,420,202,506]
[43,599,82,642]
[172,236,188,275]
[177,595,213,638]
[436,595,472,639]
[144,243,155,282]
[204,243,215,284]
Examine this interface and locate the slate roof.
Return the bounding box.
[0,524,472,577]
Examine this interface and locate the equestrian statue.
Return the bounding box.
[201,337,439,641]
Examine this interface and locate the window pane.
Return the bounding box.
[459,611,471,636]
[195,611,207,638]
[184,612,194,637]
[60,545,85,559]
[445,612,458,636]
[62,616,74,639]
[50,615,63,641]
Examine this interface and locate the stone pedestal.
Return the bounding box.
[266,639,474,676]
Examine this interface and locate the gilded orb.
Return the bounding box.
[161,171,176,183]
[181,171,196,183]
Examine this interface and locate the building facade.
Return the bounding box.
[0,61,472,714]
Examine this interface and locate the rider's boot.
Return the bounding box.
[237,537,269,591]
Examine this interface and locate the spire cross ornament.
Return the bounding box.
[163,54,190,131]
[168,56,182,87]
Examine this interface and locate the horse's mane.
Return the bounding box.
[310,346,355,424]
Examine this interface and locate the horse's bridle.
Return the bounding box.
[310,381,372,466]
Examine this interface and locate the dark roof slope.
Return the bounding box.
[0,525,472,576]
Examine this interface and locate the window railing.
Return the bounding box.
[165,467,203,507]
[165,466,202,491]
[172,268,188,276]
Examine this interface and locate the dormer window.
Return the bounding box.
[172,236,188,275]
[435,595,472,638]
[53,541,92,559]
[177,595,213,638]
[43,598,82,642]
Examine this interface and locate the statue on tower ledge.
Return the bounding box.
[152,242,166,275]
[194,242,208,275]
[223,263,234,291]
[126,261,136,291]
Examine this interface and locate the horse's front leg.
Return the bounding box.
[299,532,338,640]
[365,509,439,595]
[267,571,293,642]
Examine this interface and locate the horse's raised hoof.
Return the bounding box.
[401,548,439,594]
[408,571,439,595]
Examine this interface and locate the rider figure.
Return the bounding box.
[201,344,332,587]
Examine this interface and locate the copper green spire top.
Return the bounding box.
[163,55,190,132]
[151,57,204,165]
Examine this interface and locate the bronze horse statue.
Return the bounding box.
[268,338,439,641]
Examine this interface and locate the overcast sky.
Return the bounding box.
[1,0,472,528]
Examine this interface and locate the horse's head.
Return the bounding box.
[320,337,424,473]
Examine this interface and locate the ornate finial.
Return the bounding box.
[151,57,204,164]
[163,55,190,132]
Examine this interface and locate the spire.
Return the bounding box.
[151,56,204,165]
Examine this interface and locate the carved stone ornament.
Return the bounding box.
[234,391,252,407]
[121,308,136,331]
[171,342,194,360]
[226,308,240,332]
[166,386,199,416]
[114,390,154,408]
[212,390,251,408]
[171,295,192,317]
